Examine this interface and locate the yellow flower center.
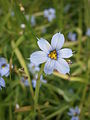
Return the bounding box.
[48,50,57,60]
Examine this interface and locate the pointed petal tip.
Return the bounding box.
[37,38,51,53]
[51,32,65,50]
[72,51,76,54]
[36,37,39,41]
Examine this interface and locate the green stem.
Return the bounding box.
[34,64,44,114]
[53,0,63,31]
[80,62,89,119]
[9,105,12,120]
[80,1,90,119]
[45,105,69,120]
[11,41,34,97]
[76,3,82,61]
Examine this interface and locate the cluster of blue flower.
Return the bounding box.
[11,7,90,40]
[0,58,10,89]
[21,62,47,88]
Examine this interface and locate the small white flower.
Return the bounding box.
[30,32,73,75]
[31,16,36,26]
[20,24,26,29]
[68,32,77,41]
[15,104,20,109]
[86,28,90,36]
[44,8,56,22]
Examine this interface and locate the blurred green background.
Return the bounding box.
[0,0,90,120]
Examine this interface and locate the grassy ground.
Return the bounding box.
[0,0,90,120]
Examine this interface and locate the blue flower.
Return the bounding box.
[68,106,80,120]
[30,32,73,75]
[32,74,47,89]
[68,32,77,41]
[44,8,56,22]
[0,57,10,77]
[86,28,90,36]
[21,77,29,87]
[0,77,5,90]
[25,15,36,26]
[31,16,36,26]
[28,62,40,74]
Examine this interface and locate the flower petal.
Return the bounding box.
[44,59,55,74]
[68,108,75,116]
[0,64,10,77]
[48,14,55,22]
[71,116,79,120]
[49,8,56,14]
[37,38,52,53]
[0,77,5,87]
[0,57,7,67]
[55,58,70,74]
[44,9,48,17]
[32,79,36,88]
[30,51,47,65]
[58,48,73,58]
[51,32,65,50]
[68,112,73,116]
[75,106,80,114]
[0,57,7,63]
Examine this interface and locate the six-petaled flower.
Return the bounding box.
[30,32,73,75]
[68,106,80,120]
[68,32,77,41]
[44,8,56,22]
